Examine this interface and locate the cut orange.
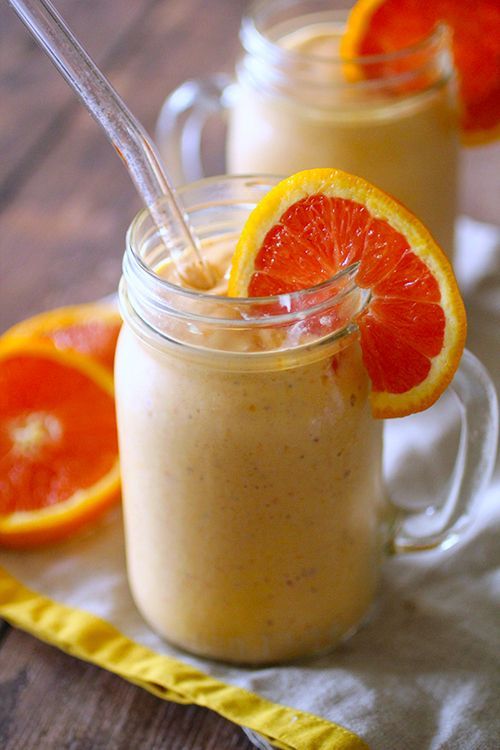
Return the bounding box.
[3,303,122,373]
[341,0,500,142]
[229,168,466,419]
[0,339,121,548]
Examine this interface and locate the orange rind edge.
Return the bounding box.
[2,302,121,340]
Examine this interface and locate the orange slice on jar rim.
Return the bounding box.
[340,0,500,144]
[2,302,122,373]
[228,168,466,420]
[0,339,120,548]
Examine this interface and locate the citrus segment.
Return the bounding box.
[3,303,122,372]
[229,168,466,419]
[341,0,500,141]
[0,339,120,548]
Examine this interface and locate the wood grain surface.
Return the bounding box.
[0,1,255,747]
[0,0,498,748]
[0,628,253,750]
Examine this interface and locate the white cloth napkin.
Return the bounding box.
[2,217,499,750]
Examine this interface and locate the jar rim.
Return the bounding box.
[125,174,364,314]
[121,174,369,359]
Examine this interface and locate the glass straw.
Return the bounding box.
[7,0,215,289]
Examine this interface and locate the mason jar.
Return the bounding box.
[115,175,497,665]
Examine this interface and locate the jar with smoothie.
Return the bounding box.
[115,175,497,665]
[156,0,459,255]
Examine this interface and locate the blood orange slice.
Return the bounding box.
[341,0,500,142]
[3,303,122,373]
[0,339,120,548]
[229,168,466,419]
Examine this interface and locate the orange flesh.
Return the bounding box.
[248,194,445,393]
[348,0,500,135]
[36,319,120,372]
[0,354,118,513]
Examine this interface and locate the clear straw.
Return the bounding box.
[7,0,215,289]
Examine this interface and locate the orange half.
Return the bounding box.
[0,339,121,548]
[341,0,500,143]
[229,168,466,419]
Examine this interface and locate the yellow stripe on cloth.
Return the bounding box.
[0,566,370,750]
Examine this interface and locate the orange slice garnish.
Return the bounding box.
[0,339,120,548]
[340,0,500,143]
[228,168,466,419]
[3,303,122,373]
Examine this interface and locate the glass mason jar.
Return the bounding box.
[156,0,460,256]
[115,175,497,666]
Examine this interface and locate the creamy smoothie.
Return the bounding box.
[227,21,459,254]
[116,216,389,664]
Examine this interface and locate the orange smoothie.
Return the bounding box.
[115,231,389,664]
[227,21,459,254]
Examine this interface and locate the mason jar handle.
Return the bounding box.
[391,349,498,553]
[155,74,233,186]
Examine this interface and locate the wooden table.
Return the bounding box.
[0,1,498,747]
[0,1,255,746]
